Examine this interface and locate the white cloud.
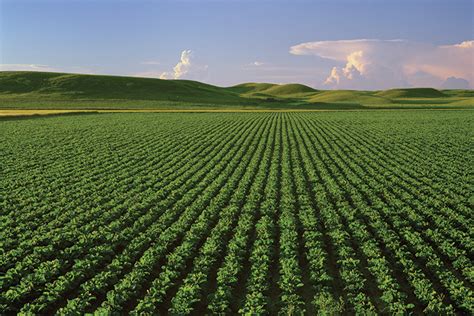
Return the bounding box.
[159,50,208,80]
[158,72,172,79]
[290,39,474,89]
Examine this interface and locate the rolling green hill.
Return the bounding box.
[227,83,317,98]
[375,88,446,98]
[0,71,472,110]
[226,83,278,94]
[0,71,242,102]
[308,90,392,104]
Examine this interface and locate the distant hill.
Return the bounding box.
[308,90,392,104]
[0,71,472,110]
[226,83,277,94]
[375,88,446,98]
[228,83,317,98]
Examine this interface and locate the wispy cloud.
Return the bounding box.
[290,39,474,89]
[0,64,97,75]
[242,61,265,69]
[133,71,167,78]
[140,61,161,65]
[0,64,60,72]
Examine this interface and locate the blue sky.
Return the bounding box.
[1,0,473,89]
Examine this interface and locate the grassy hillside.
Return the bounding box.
[226,83,278,94]
[0,71,242,102]
[227,83,317,98]
[375,88,446,98]
[308,90,392,104]
[0,71,472,110]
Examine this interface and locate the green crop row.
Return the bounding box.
[0,110,472,315]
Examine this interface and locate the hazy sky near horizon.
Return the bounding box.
[1,0,473,89]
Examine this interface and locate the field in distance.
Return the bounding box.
[0,71,472,112]
[1,110,472,314]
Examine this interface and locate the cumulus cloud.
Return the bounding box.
[290,39,474,89]
[159,50,207,80]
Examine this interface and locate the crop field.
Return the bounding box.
[1,110,473,315]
